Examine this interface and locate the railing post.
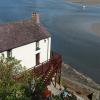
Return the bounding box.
[42,63,43,73]
[58,59,62,85]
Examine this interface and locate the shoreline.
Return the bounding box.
[62,63,100,89]
[62,63,100,99]
[65,0,100,5]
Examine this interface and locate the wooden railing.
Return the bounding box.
[33,53,62,76]
[33,53,62,85]
[14,53,62,85]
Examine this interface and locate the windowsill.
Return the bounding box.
[36,47,40,51]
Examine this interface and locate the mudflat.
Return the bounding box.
[66,0,100,5]
[92,23,100,35]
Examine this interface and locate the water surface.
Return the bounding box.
[0,0,100,83]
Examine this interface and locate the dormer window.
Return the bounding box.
[7,49,12,58]
[36,41,40,50]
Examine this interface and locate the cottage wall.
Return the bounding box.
[0,37,51,69]
[40,37,51,63]
[0,51,7,58]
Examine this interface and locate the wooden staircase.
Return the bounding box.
[43,66,54,85]
[42,54,62,86]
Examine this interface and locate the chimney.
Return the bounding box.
[32,12,40,24]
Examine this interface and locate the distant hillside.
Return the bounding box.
[66,0,100,5]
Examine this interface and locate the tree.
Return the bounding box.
[0,54,30,99]
[0,54,46,100]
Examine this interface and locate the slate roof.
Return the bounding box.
[0,19,51,53]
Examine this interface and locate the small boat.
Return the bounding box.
[81,0,86,10]
[82,5,86,9]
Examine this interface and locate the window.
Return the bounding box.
[7,49,12,58]
[44,39,46,43]
[36,41,40,50]
[36,53,40,65]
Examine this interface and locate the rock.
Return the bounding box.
[61,63,100,100]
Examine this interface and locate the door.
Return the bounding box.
[36,53,40,65]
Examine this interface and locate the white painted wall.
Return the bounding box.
[12,42,36,69]
[0,51,7,58]
[48,37,51,60]
[0,37,51,69]
[39,37,51,63]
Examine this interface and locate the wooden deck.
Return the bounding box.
[33,52,62,85]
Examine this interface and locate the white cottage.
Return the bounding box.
[0,12,62,85]
[0,13,51,69]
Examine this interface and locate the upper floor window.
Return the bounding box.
[36,41,40,51]
[7,49,12,58]
[44,39,46,43]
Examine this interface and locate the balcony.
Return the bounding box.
[34,53,62,75]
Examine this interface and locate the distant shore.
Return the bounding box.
[66,0,100,5]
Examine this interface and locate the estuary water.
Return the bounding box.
[0,0,100,83]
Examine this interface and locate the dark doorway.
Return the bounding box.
[87,93,93,100]
[36,53,40,65]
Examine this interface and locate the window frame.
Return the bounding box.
[36,41,40,51]
[7,49,12,58]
